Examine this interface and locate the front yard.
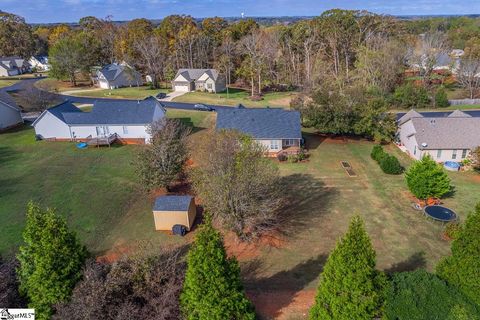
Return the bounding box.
[0,79,20,88]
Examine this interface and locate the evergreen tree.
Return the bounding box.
[405,155,452,199]
[180,218,255,320]
[437,203,480,306]
[17,202,87,320]
[310,216,387,320]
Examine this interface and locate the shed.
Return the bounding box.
[152,195,196,231]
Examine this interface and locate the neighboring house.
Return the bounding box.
[216,108,302,156]
[95,63,143,89]
[32,96,165,144]
[0,57,29,77]
[29,55,50,71]
[397,109,480,162]
[0,91,23,131]
[172,69,226,93]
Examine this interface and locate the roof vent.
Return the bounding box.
[430,119,436,125]
[421,142,428,148]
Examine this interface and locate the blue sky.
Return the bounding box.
[2,0,480,23]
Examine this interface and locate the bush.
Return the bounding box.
[444,222,462,240]
[384,270,480,320]
[287,154,299,163]
[393,83,431,108]
[405,155,452,199]
[435,86,450,108]
[277,153,288,162]
[371,145,384,161]
[380,155,403,174]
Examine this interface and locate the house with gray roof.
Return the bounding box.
[216,108,302,155]
[32,96,165,144]
[0,91,23,131]
[0,57,29,77]
[96,63,143,89]
[29,55,50,72]
[397,109,480,162]
[172,69,226,93]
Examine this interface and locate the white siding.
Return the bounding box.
[398,120,421,160]
[70,125,150,141]
[256,139,282,152]
[422,149,471,162]
[33,112,71,139]
[0,105,22,130]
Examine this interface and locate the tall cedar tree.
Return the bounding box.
[180,219,255,320]
[310,216,387,320]
[17,202,87,320]
[136,118,190,191]
[405,155,452,199]
[437,203,480,306]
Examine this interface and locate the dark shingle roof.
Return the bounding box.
[174,69,219,82]
[0,91,21,111]
[216,108,302,139]
[98,63,135,81]
[62,97,164,125]
[153,195,193,212]
[46,101,83,122]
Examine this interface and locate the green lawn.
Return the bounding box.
[71,86,172,99]
[0,79,19,88]
[173,88,297,108]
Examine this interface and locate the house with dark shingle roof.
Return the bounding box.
[32,96,165,144]
[96,63,143,89]
[397,109,480,162]
[172,69,226,93]
[0,91,23,131]
[0,56,29,77]
[216,108,302,155]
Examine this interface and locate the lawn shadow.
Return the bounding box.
[303,132,322,150]
[385,251,427,274]
[175,117,207,134]
[242,254,327,319]
[0,145,20,165]
[278,173,337,238]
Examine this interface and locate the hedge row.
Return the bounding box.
[371,145,403,174]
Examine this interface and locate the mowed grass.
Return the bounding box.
[0,79,19,88]
[71,86,172,99]
[173,87,297,108]
[0,110,213,256]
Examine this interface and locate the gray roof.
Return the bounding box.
[46,101,82,123]
[153,195,193,211]
[216,108,302,139]
[448,110,471,118]
[398,109,423,125]
[62,97,165,125]
[174,69,220,82]
[98,63,137,81]
[411,116,480,150]
[0,91,21,111]
[0,56,26,71]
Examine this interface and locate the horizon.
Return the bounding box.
[2,0,480,24]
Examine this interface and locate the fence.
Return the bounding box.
[449,99,480,106]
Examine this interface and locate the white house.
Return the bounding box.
[0,91,23,131]
[29,56,50,71]
[397,109,480,162]
[32,96,166,144]
[95,63,143,89]
[215,107,302,156]
[172,69,226,93]
[0,57,29,77]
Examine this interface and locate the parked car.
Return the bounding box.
[194,103,215,111]
[156,92,167,99]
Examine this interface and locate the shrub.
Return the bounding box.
[371,145,384,161]
[384,270,480,320]
[435,86,450,108]
[277,153,288,162]
[405,155,452,199]
[393,83,431,108]
[444,222,462,240]
[287,154,299,163]
[379,154,403,175]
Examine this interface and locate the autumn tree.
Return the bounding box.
[48,24,72,46]
[180,220,255,320]
[17,202,87,320]
[310,215,387,319]
[192,130,284,241]
[136,118,190,191]
[457,56,480,99]
[410,32,450,84]
[0,11,35,57]
[135,35,168,88]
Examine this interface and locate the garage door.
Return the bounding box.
[175,84,190,92]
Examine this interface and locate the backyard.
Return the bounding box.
[0,111,479,319]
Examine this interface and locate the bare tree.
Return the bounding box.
[135,36,168,88]
[410,32,450,84]
[191,130,285,241]
[457,57,480,99]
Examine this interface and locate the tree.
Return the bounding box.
[17,202,87,320]
[180,220,255,320]
[0,11,35,57]
[353,98,397,142]
[136,118,190,191]
[393,83,431,109]
[384,270,480,320]
[405,155,452,199]
[310,215,387,319]
[192,130,284,241]
[434,86,449,108]
[135,35,168,88]
[457,57,480,99]
[437,203,480,306]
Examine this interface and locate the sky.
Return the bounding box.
[2,0,480,23]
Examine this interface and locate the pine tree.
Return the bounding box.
[180,218,255,320]
[310,215,387,320]
[405,155,452,199]
[17,202,87,320]
[437,203,480,306]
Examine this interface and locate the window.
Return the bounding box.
[123,126,128,134]
[414,145,417,155]
[283,139,297,147]
[270,140,279,150]
[437,150,442,159]
[207,83,213,89]
[462,149,468,159]
[452,150,457,160]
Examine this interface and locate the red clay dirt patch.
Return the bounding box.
[96,243,131,263]
[247,289,316,320]
[224,231,286,261]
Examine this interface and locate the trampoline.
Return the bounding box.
[424,205,457,222]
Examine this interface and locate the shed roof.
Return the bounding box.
[216,108,302,139]
[153,195,193,212]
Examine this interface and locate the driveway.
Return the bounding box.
[158,90,187,102]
